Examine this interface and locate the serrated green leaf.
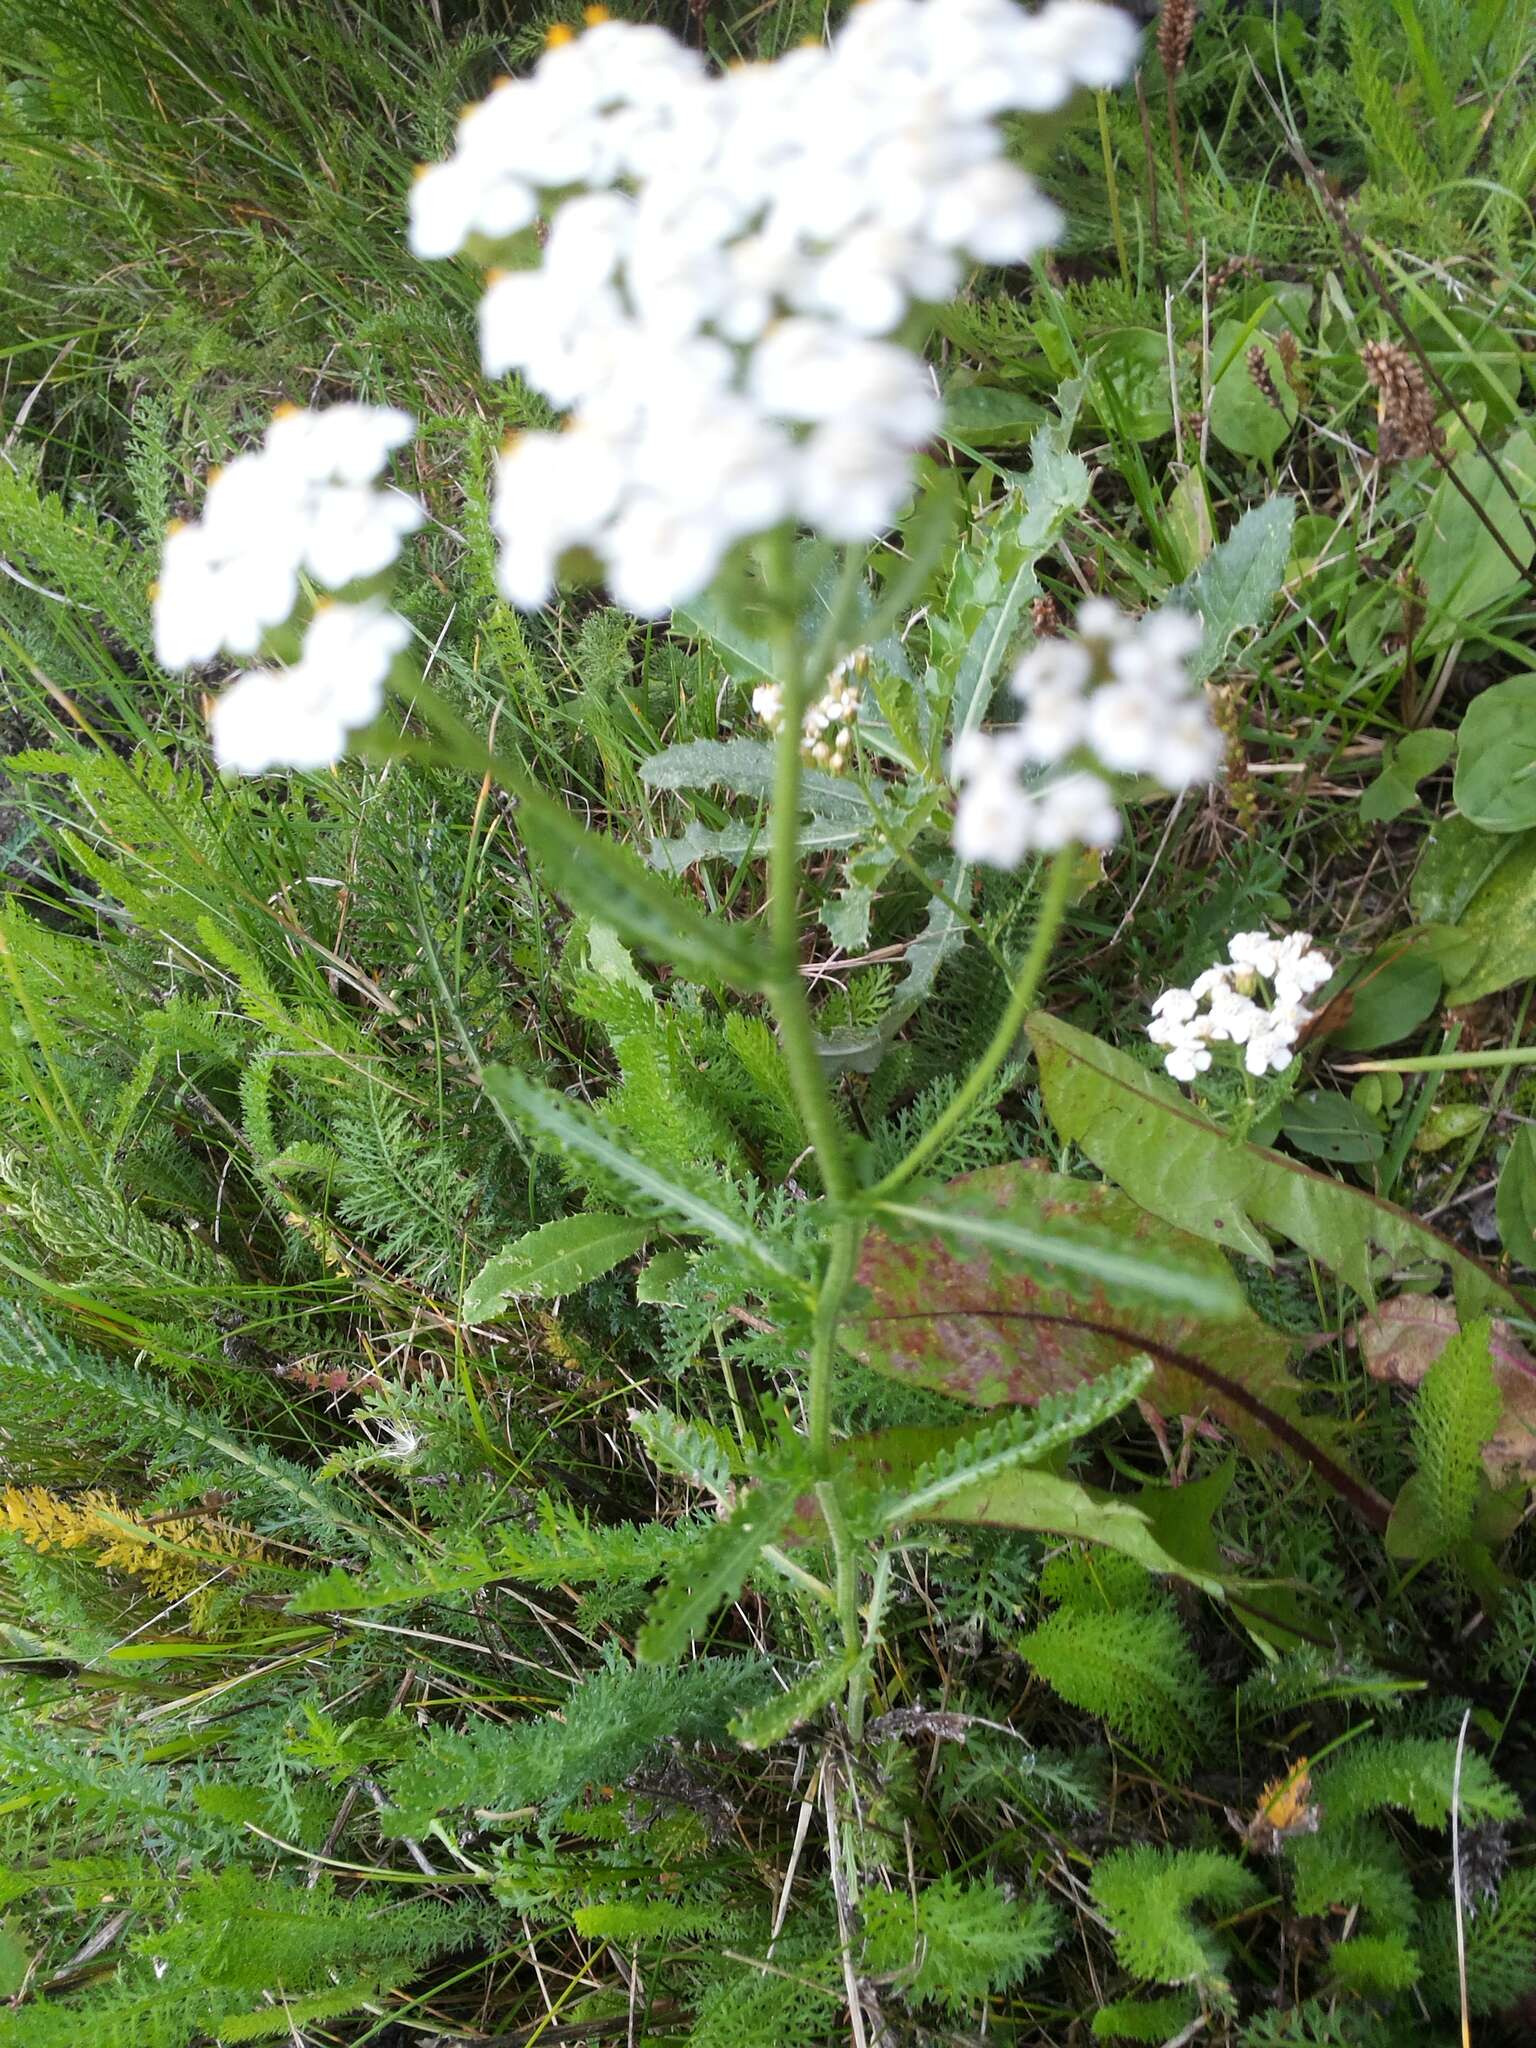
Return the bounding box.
[640,737,870,818]
[880,1361,1151,1521]
[463,1214,651,1320]
[1180,495,1296,682]
[649,812,863,873]
[517,796,768,992]
[636,1479,799,1662]
[481,1066,794,1280]
[731,1648,861,1748]
[629,1403,739,1494]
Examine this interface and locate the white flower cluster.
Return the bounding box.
[1148,931,1334,1084]
[951,601,1220,864]
[151,404,423,774]
[412,0,1138,616]
[153,404,421,667]
[208,600,412,776]
[753,648,867,770]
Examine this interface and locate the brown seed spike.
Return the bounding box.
[1361,338,1442,462]
[1157,0,1196,78]
[1246,344,1283,412]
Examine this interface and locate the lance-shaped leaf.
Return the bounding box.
[869,1193,1245,1316]
[517,794,768,992]
[481,1066,793,1281]
[853,1163,1386,1527]
[730,1648,863,1749]
[1028,1012,1527,1322]
[876,1360,1152,1522]
[463,1214,651,1321]
[636,1477,800,1663]
[790,1431,1229,1594]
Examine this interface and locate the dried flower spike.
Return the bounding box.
[1361,338,1442,463]
[1157,0,1195,78]
[1247,344,1283,412]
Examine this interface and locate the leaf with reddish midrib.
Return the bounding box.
[852,1163,1389,1530]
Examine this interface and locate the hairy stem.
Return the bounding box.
[869,844,1075,1201]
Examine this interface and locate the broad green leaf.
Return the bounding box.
[1278,1090,1385,1165]
[517,798,767,992]
[1166,469,1215,578]
[869,1192,1246,1315]
[636,1479,799,1662]
[1359,728,1455,825]
[649,813,863,873]
[1411,816,1536,1004]
[463,1214,651,1321]
[1028,1012,1523,1321]
[1180,495,1297,682]
[1325,941,1442,1051]
[942,380,1046,444]
[1413,1101,1487,1153]
[634,1248,691,1305]
[1413,424,1536,629]
[481,1066,793,1279]
[1089,328,1175,441]
[1208,322,1297,463]
[730,1648,861,1749]
[640,737,870,818]
[1454,675,1536,832]
[1497,1127,1536,1267]
[855,1164,1378,1512]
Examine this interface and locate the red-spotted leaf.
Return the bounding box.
[853,1163,1387,1529]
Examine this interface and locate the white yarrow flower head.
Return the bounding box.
[1146,929,1334,1088]
[412,0,1138,614]
[153,403,422,671]
[953,598,1218,866]
[208,600,411,777]
[751,648,868,771]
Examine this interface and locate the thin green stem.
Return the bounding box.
[1337,1047,1536,1075]
[868,845,1076,1202]
[815,1478,863,1662]
[809,1216,862,1471]
[760,530,857,1209]
[1096,91,1132,289]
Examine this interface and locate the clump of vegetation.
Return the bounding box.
[2,0,1535,2042]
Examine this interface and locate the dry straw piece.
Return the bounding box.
[1361,338,1443,462]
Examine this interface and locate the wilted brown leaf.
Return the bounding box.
[1354,1295,1536,1477]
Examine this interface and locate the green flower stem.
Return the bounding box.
[761,530,857,1214]
[757,531,873,1689]
[868,843,1076,1202]
[1337,1047,1536,1074]
[815,1477,863,1661]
